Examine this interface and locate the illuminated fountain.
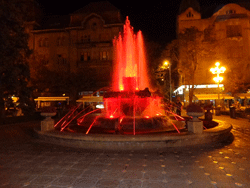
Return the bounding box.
[36,17,233,149]
[55,17,185,135]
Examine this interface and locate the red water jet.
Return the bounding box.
[112,16,150,92]
[55,17,185,135]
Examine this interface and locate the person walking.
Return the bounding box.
[176,98,182,116]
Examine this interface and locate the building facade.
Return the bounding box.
[177,0,250,86]
[28,1,123,91]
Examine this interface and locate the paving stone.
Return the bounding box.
[71,162,89,169]
[25,167,48,175]
[1,116,250,187]
[143,170,166,180]
[50,176,76,186]
[209,174,235,183]
[29,175,56,185]
[43,167,66,176]
[62,168,84,177]
[73,177,98,188]
[101,169,125,180]
[122,170,144,180]
[81,168,104,178]
[95,179,120,188]
[141,180,168,188]
[119,179,142,188]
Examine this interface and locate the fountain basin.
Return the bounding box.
[35,120,232,150]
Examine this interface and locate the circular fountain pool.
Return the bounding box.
[35,17,232,150]
[60,114,186,135]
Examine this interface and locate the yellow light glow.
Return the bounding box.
[161,61,170,69]
[221,67,226,72]
[210,62,226,84]
[213,76,223,83]
[210,62,226,75]
[119,85,124,91]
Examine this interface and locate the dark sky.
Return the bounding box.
[37,0,244,44]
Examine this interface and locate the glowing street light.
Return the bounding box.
[162,61,171,101]
[210,62,226,104]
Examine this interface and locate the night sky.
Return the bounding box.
[37,0,245,44]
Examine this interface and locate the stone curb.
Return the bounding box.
[35,120,232,150]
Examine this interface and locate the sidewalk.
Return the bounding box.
[1,116,250,187]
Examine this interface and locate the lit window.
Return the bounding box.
[100,51,109,60]
[226,10,236,14]
[80,52,90,61]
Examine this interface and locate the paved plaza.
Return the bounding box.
[1,114,250,188]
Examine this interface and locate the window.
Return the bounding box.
[100,51,109,61]
[80,52,90,61]
[57,37,65,46]
[247,64,250,71]
[80,35,90,43]
[57,37,61,46]
[61,37,65,46]
[226,25,242,38]
[204,29,211,41]
[80,36,84,43]
[186,12,193,18]
[57,54,62,64]
[39,39,43,47]
[44,38,49,47]
[41,55,49,65]
[80,53,84,61]
[57,54,67,64]
[226,10,236,14]
[92,22,97,31]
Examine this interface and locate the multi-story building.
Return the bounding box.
[177,0,250,86]
[27,1,123,91]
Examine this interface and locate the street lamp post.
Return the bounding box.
[210,62,226,106]
[162,61,172,101]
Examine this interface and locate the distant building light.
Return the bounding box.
[96,104,104,109]
[174,84,224,95]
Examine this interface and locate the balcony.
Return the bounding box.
[75,40,112,48]
[216,14,247,22]
[77,60,112,68]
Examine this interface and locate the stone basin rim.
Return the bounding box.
[35,120,232,142]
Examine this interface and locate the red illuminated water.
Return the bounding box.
[55,17,186,135]
[112,17,149,92]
